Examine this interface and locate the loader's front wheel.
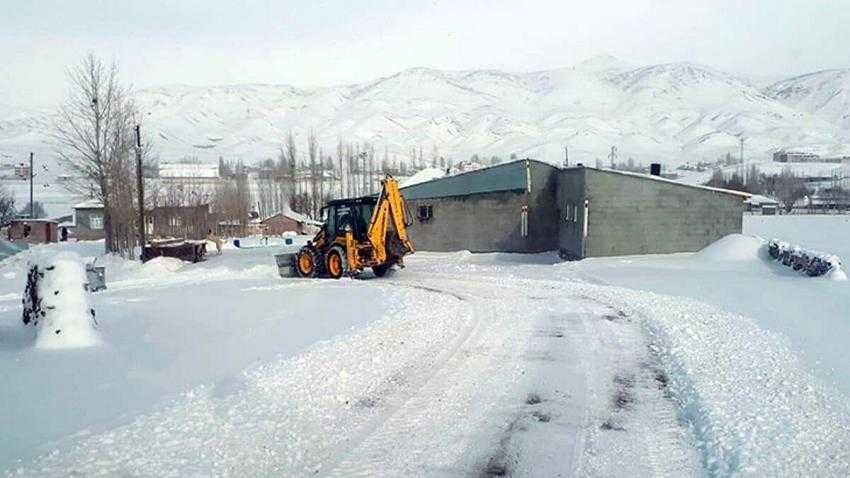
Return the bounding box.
[295,246,322,278]
[326,246,347,279]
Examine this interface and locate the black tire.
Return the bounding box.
[372,262,393,277]
[326,246,348,279]
[295,245,323,278]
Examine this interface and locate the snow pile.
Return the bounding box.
[24,253,100,349]
[0,238,28,262]
[137,256,185,277]
[767,239,845,279]
[692,234,765,263]
[400,167,445,187]
[619,291,850,475]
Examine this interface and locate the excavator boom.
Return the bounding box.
[367,176,414,263]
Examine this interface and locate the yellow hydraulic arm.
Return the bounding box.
[366,176,415,264]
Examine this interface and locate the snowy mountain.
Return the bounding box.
[1,56,849,168]
[764,69,850,131]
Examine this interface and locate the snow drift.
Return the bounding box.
[24,253,100,349]
[692,234,765,263]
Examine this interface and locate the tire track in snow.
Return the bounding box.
[321,273,700,477]
[9,285,477,477]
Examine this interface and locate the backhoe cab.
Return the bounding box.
[293,176,414,279]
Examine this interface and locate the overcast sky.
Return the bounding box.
[2,0,848,109]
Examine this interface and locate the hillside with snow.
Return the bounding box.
[765,69,850,131]
[1,56,849,168]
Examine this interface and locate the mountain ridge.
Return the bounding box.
[1,56,848,167]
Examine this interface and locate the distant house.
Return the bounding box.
[73,199,106,241]
[745,195,779,215]
[148,204,213,240]
[261,210,322,235]
[6,218,59,244]
[773,151,820,163]
[158,163,220,179]
[217,219,246,238]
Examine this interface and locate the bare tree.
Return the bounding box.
[0,183,15,228]
[18,201,47,219]
[54,53,149,255]
[774,168,810,213]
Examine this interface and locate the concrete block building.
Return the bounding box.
[73,199,105,241]
[401,159,748,258]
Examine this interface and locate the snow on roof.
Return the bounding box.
[263,209,323,226]
[159,163,220,178]
[592,167,752,198]
[400,168,446,187]
[73,199,104,209]
[745,194,779,205]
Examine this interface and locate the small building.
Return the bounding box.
[773,151,820,163]
[14,165,31,180]
[148,204,213,240]
[261,210,322,235]
[745,195,779,215]
[401,159,749,259]
[6,218,59,244]
[73,199,106,241]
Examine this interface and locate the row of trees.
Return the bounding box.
[705,167,812,212]
[0,183,14,228]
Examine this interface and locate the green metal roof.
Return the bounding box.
[401,160,529,200]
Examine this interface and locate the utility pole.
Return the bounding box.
[135,125,146,260]
[29,152,34,218]
[739,135,746,184]
[739,136,745,164]
[564,146,569,168]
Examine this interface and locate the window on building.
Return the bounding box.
[90,214,103,230]
[417,205,433,222]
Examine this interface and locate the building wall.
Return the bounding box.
[582,168,745,257]
[74,208,106,240]
[404,160,559,253]
[526,161,560,253]
[6,221,57,244]
[556,168,587,259]
[405,191,534,253]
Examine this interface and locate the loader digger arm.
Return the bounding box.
[366,176,415,264]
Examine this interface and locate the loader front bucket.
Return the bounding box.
[275,252,298,277]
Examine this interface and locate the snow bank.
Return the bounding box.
[542,278,850,475]
[138,256,185,276]
[27,253,100,349]
[692,234,765,262]
[0,238,28,262]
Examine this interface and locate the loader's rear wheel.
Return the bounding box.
[326,246,347,279]
[295,246,321,278]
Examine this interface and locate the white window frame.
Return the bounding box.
[89,214,103,230]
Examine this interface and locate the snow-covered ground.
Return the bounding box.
[2,217,850,476]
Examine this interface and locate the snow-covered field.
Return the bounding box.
[2,216,850,476]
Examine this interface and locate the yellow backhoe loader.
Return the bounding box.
[291,176,414,279]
